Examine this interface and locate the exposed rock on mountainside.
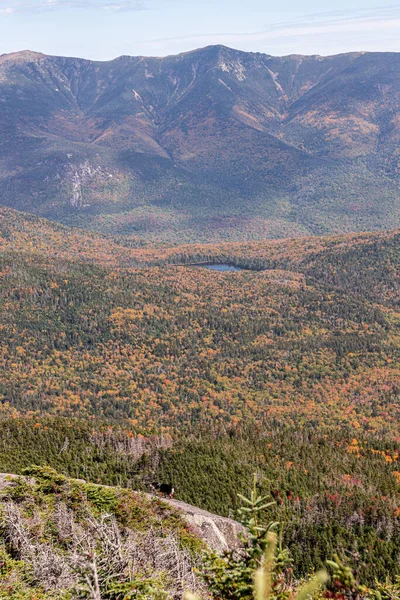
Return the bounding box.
[160,496,244,551]
[1,46,400,242]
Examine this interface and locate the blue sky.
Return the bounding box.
[1,0,400,60]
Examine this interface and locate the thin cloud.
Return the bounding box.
[0,0,147,13]
[138,5,400,48]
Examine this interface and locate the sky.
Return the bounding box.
[1,0,400,60]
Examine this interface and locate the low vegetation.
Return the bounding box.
[0,466,204,599]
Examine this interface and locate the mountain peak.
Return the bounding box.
[0,50,45,64]
[191,44,255,58]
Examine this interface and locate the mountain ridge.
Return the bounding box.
[1,45,400,242]
[0,45,373,64]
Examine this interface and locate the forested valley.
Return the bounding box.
[0,209,399,597]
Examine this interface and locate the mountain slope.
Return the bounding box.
[2,425,400,586]
[0,466,207,599]
[1,46,400,242]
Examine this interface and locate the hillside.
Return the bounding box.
[0,466,208,599]
[1,421,400,585]
[0,210,400,586]
[1,47,400,242]
[0,209,398,434]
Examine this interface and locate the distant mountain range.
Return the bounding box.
[1,45,400,242]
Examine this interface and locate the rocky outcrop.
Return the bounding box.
[0,474,243,553]
[160,497,244,552]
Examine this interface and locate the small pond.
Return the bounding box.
[197,263,244,272]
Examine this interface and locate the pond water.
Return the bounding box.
[200,264,243,272]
